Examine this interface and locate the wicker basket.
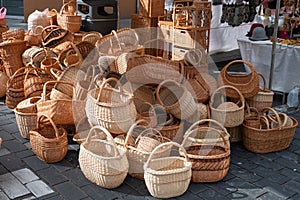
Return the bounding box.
[182,127,231,182]
[36,81,75,125]
[246,73,274,112]
[137,102,157,127]
[57,1,82,33]
[79,125,129,189]
[14,97,40,139]
[132,84,155,110]
[40,56,60,74]
[156,79,199,121]
[124,120,172,180]
[41,25,74,48]
[218,60,260,98]
[210,85,245,127]
[244,105,260,129]
[144,142,192,198]
[243,107,298,153]
[184,119,231,147]
[30,114,68,163]
[74,65,96,101]
[2,28,25,41]
[82,31,102,46]
[85,77,137,134]
[0,38,27,77]
[0,67,8,98]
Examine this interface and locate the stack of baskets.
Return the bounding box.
[57,0,82,33]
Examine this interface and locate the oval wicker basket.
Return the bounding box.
[79,126,129,189]
[144,142,192,198]
[210,85,245,127]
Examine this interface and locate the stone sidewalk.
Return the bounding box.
[0,95,300,200]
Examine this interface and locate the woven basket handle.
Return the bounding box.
[144,141,189,171]
[259,115,270,129]
[84,125,120,157]
[111,30,122,51]
[223,59,256,75]
[135,128,163,145]
[6,66,34,88]
[156,79,182,107]
[63,43,83,68]
[261,107,283,130]
[83,65,97,90]
[268,113,288,128]
[184,119,230,139]
[138,101,157,117]
[41,25,61,42]
[258,73,268,91]
[41,81,74,101]
[97,77,123,102]
[210,85,245,109]
[182,126,229,150]
[37,114,60,138]
[50,68,62,79]
[125,119,148,147]
[245,102,259,118]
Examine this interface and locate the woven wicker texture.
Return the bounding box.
[57,1,82,33]
[79,126,129,189]
[218,60,260,98]
[144,142,192,198]
[41,25,74,48]
[246,73,274,112]
[182,127,231,182]
[243,107,298,153]
[30,114,68,163]
[210,85,245,127]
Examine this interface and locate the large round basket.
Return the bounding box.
[79,126,129,189]
[243,107,298,153]
[30,114,68,163]
[144,142,192,198]
[218,60,259,98]
[181,127,231,182]
[210,85,245,127]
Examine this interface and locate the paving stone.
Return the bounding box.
[52,159,74,173]
[62,168,91,187]
[113,182,144,197]
[258,152,280,161]
[188,183,209,194]
[251,166,290,184]
[12,132,30,144]
[0,191,9,200]
[226,191,256,200]
[0,148,10,157]
[24,142,32,149]
[0,153,27,171]
[255,158,284,171]
[36,167,68,186]
[287,143,300,152]
[273,157,300,171]
[81,184,120,199]
[2,139,28,153]
[1,123,20,134]
[279,168,300,180]
[283,180,300,193]
[38,192,61,200]
[26,180,55,198]
[231,159,259,171]
[0,130,14,140]
[0,115,14,126]
[53,181,88,200]
[257,192,284,200]
[0,172,30,199]
[176,191,204,200]
[194,188,230,200]
[222,171,236,181]
[276,150,299,161]
[288,193,300,200]
[12,168,39,184]
[23,156,50,171]
[15,149,35,159]
[230,182,267,199]
[229,166,263,182]
[0,164,8,175]
[204,181,237,196]
[253,180,296,199]
[22,195,36,200]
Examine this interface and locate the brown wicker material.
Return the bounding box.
[182,127,231,182]
[246,73,274,112]
[218,60,260,98]
[124,120,172,180]
[22,46,44,66]
[268,113,293,129]
[226,125,243,143]
[2,28,25,41]
[82,31,102,46]
[27,48,58,69]
[156,79,199,121]
[14,97,40,139]
[210,85,245,127]
[23,67,54,98]
[36,81,75,125]
[0,68,8,98]
[243,107,298,153]
[79,126,129,189]
[244,105,260,129]
[125,55,184,84]
[144,142,192,198]
[0,38,27,77]
[138,102,157,127]
[41,25,74,48]
[85,77,137,134]
[57,1,82,33]
[132,84,155,110]
[40,57,60,74]
[30,114,68,163]
[184,119,230,147]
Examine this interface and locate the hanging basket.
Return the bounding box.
[181,126,231,182]
[144,142,192,198]
[242,107,298,153]
[30,114,68,163]
[210,85,245,127]
[246,73,274,112]
[218,60,260,98]
[79,126,129,189]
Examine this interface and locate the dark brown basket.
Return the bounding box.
[30,114,68,163]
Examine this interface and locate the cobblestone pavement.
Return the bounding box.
[1,95,300,200]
